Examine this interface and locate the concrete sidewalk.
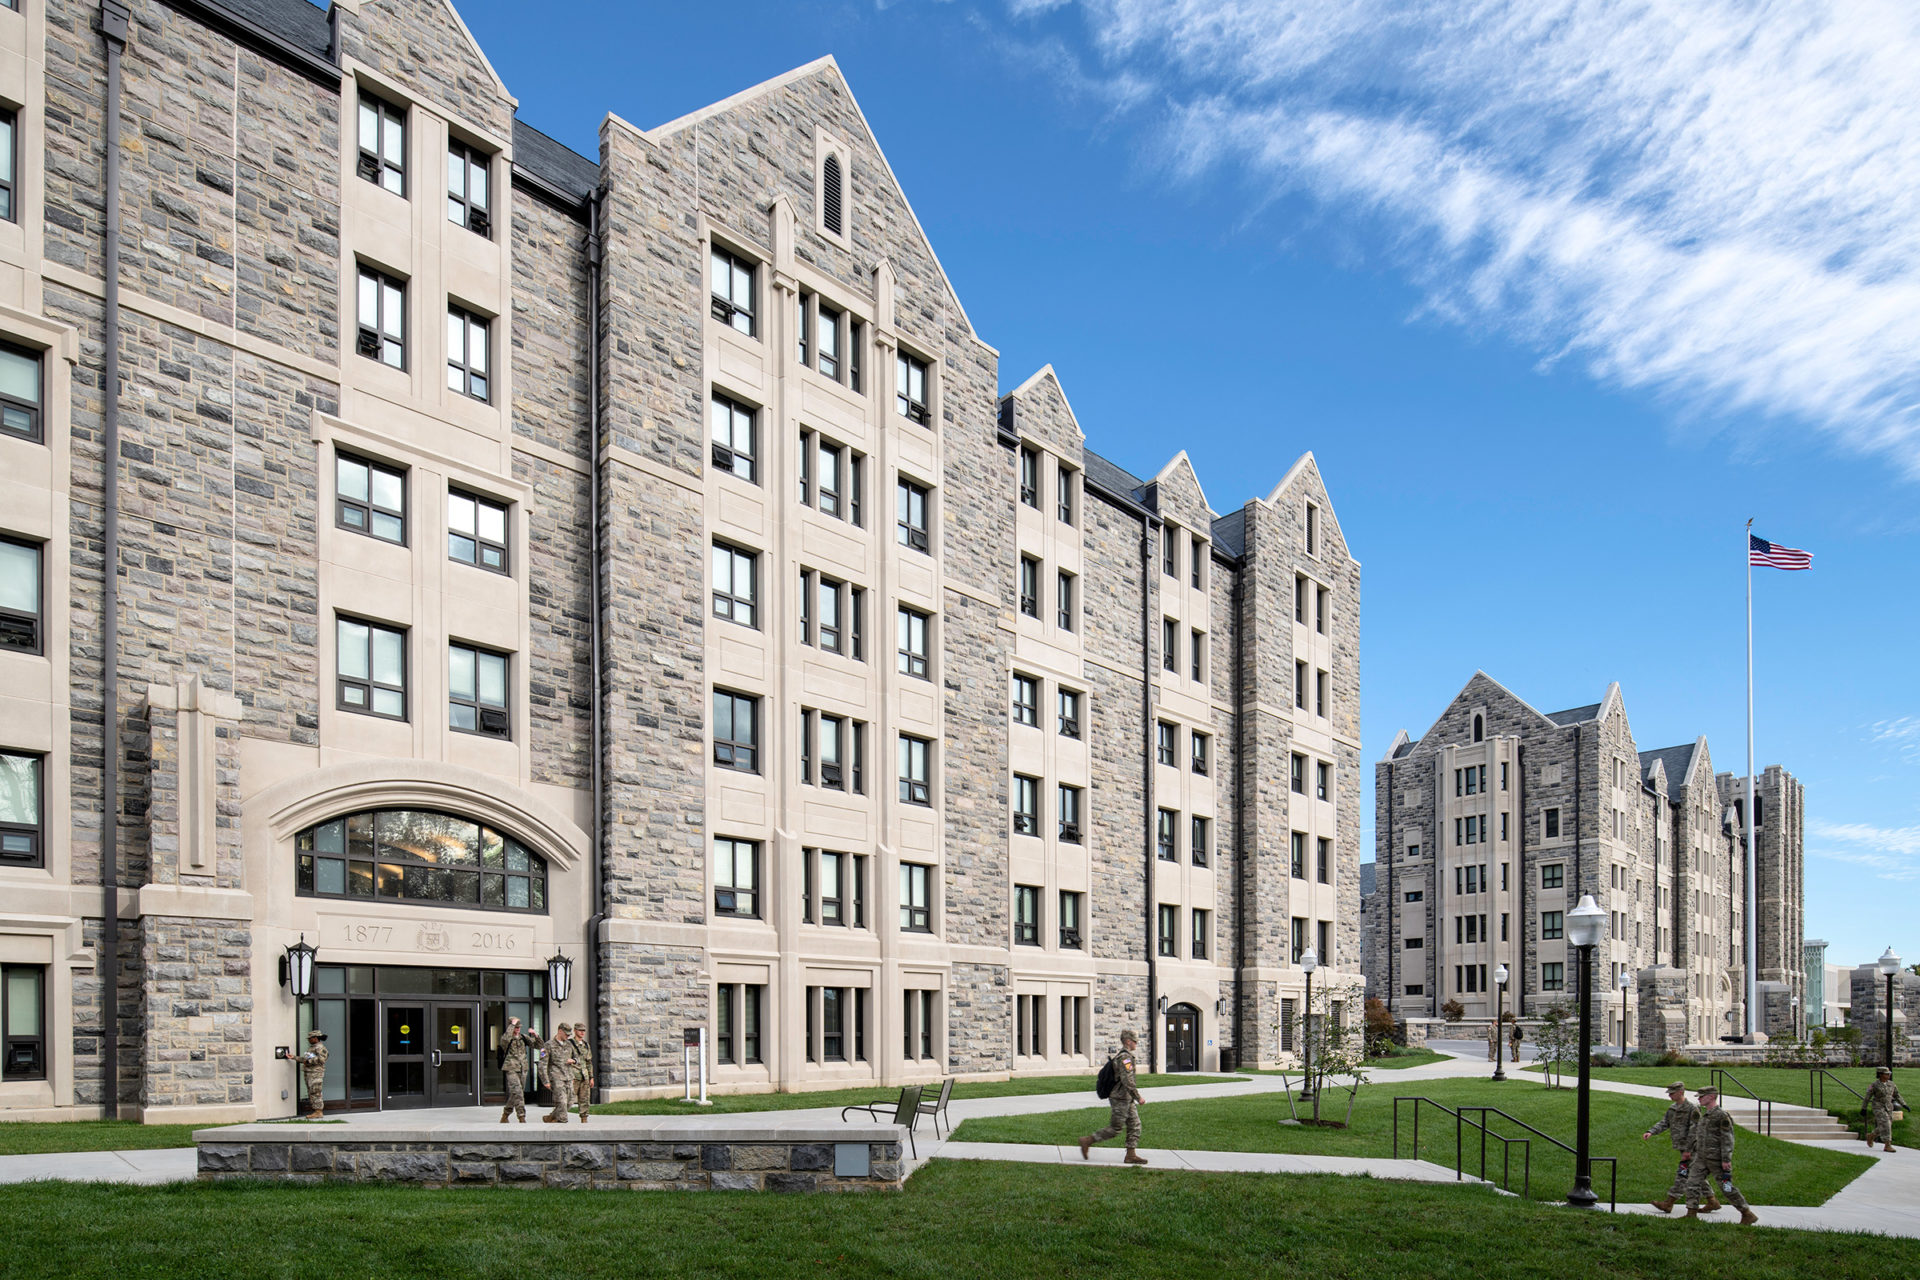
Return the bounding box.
[0,1146,196,1186]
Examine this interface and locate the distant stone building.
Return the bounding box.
[1360,672,1803,1047]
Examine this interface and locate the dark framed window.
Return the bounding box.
[1192,909,1210,960]
[1057,466,1075,524]
[1290,917,1306,964]
[1541,863,1564,889]
[1157,721,1176,767]
[1163,619,1178,672]
[1158,904,1178,957]
[1316,761,1331,801]
[1014,885,1040,946]
[355,265,406,368]
[820,987,847,1061]
[0,108,16,224]
[1191,816,1209,867]
[446,306,491,402]
[1290,831,1306,879]
[898,734,931,806]
[896,352,930,425]
[710,245,756,336]
[1316,836,1331,884]
[1059,891,1083,949]
[712,690,759,772]
[1295,574,1308,624]
[1541,962,1565,991]
[444,489,508,573]
[1295,660,1308,708]
[897,606,930,679]
[337,453,406,544]
[1541,911,1564,940]
[1545,807,1561,838]
[1192,629,1206,682]
[709,393,757,482]
[1012,674,1038,727]
[1058,785,1082,843]
[1019,445,1040,508]
[0,751,42,866]
[1316,585,1329,634]
[1,964,44,1081]
[1290,753,1307,794]
[817,303,842,381]
[896,478,930,552]
[1056,570,1075,631]
[1057,689,1081,739]
[1018,556,1040,618]
[1191,732,1209,775]
[1157,808,1177,862]
[1013,774,1040,836]
[336,616,406,719]
[296,809,548,913]
[850,318,865,393]
[711,541,758,628]
[0,342,38,440]
[1163,526,1179,577]
[796,291,812,367]
[717,982,765,1065]
[448,643,509,738]
[446,139,490,236]
[900,862,932,932]
[822,152,844,236]
[1191,536,1205,588]
[356,92,406,195]
[0,536,41,653]
[714,837,759,917]
[803,432,863,521]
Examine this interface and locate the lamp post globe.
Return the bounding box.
[1492,963,1510,1081]
[1879,947,1902,1068]
[1564,894,1607,1207]
[1299,947,1318,1102]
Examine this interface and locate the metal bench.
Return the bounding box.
[919,1077,955,1137]
[840,1083,924,1158]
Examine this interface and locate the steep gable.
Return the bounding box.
[1404,670,1558,758]
[339,0,516,141]
[1002,365,1086,458]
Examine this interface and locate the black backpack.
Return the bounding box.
[1096,1054,1118,1100]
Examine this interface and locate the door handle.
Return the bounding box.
[431,1050,442,1067]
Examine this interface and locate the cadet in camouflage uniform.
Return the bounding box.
[1079,1029,1149,1165]
[1863,1067,1907,1152]
[300,1030,328,1119]
[570,1022,593,1124]
[1485,1023,1499,1061]
[1641,1080,1699,1212]
[497,1016,541,1123]
[1685,1087,1757,1225]
[542,1022,576,1124]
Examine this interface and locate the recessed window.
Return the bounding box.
[898,734,931,806]
[1541,962,1565,991]
[1057,466,1076,525]
[1291,831,1306,879]
[1290,753,1307,795]
[357,92,406,195]
[1018,556,1040,618]
[709,393,757,483]
[796,291,812,368]
[1316,836,1331,884]
[0,536,42,654]
[1295,660,1308,709]
[0,109,16,224]
[446,140,490,236]
[1191,537,1205,589]
[0,342,41,441]
[1013,774,1040,836]
[715,982,764,1065]
[1156,721,1176,767]
[1162,619,1178,672]
[447,489,507,573]
[896,352,930,425]
[1019,445,1040,508]
[1056,689,1081,739]
[714,838,759,917]
[1545,807,1561,839]
[1541,863,1564,889]
[1191,629,1206,682]
[822,151,845,237]
[1192,909,1210,960]
[1314,668,1328,716]
[800,430,863,525]
[1157,808,1177,862]
[1,963,44,1080]
[1059,891,1083,950]
[0,751,42,867]
[1011,673,1039,727]
[712,689,759,772]
[711,541,758,628]
[355,265,406,368]
[336,616,406,719]
[1290,918,1307,965]
[446,306,491,402]
[1295,574,1308,624]
[817,303,842,381]
[1315,585,1329,635]
[1158,904,1178,957]
[1162,525,1179,577]
[710,245,756,336]
[897,606,930,679]
[1014,885,1040,946]
[900,862,932,932]
[1541,911,1564,940]
[296,809,547,913]
[1316,761,1331,801]
[1191,815,1210,867]
[336,453,406,544]
[896,478,930,553]
[1058,785,1083,843]
[448,643,509,739]
[1304,502,1319,554]
[1191,732,1209,776]
[1056,571,1075,631]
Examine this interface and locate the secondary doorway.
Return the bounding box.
[1165,1003,1200,1072]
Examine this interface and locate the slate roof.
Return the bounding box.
[1360,862,1377,897]
[225,0,332,58]
[1083,448,1148,507]
[513,119,599,205]
[1639,743,1697,789]
[1210,508,1246,559]
[1545,702,1601,726]
[1393,738,1418,759]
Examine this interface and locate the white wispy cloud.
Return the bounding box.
[1008,0,1920,473]
[1808,818,1920,882]
[1869,716,1920,764]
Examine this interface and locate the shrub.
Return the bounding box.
[1441,998,1465,1023]
[1363,997,1397,1057]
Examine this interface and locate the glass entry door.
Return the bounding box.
[383,1004,427,1108]
[382,1001,479,1107]
[431,1003,478,1107]
[1165,1005,1199,1072]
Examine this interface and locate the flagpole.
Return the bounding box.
[1744,518,1758,1040]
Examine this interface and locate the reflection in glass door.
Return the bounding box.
[384,1004,427,1107]
[432,1004,478,1106]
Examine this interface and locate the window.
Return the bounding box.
[1315,761,1331,801]
[899,735,931,806]
[801,431,863,524]
[1541,962,1565,991]
[1405,890,1424,903]
[1545,807,1561,839]
[711,542,758,627]
[897,479,930,552]
[821,151,845,236]
[0,751,41,866]
[337,616,406,719]
[446,139,490,236]
[1290,753,1307,794]
[1061,995,1086,1057]
[0,537,41,653]
[715,983,764,1065]
[1013,775,1040,836]
[1057,689,1081,739]
[805,713,860,792]
[1541,911,1564,940]
[1192,909,1210,960]
[1157,721,1177,767]
[896,352,930,424]
[1500,812,1509,842]
[710,245,756,336]
[1500,762,1509,791]
[900,862,932,931]
[1012,674,1038,727]
[714,838,759,917]
[709,393,758,482]
[0,343,41,440]
[849,319,865,393]
[0,963,42,1081]
[1541,863,1564,889]
[1191,537,1205,589]
[817,303,842,381]
[1304,502,1319,554]
[448,643,508,738]
[0,110,15,223]
[1501,913,1510,942]
[1315,586,1328,635]
[1059,891,1083,949]
[797,294,811,368]
[1019,445,1040,508]
[712,689,759,772]
[1405,984,1424,996]
[1295,661,1308,709]
[1295,575,1308,624]
[1281,998,1297,1051]
[1191,732,1209,776]
[1403,937,1423,949]
[1316,837,1331,884]
[1472,714,1484,742]
[357,92,406,195]
[1162,526,1179,577]
[1191,630,1206,682]
[1158,904,1178,957]
[1163,619,1178,673]
[1056,571,1075,631]
[296,809,548,912]
[445,307,491,402]
[1157,808,1177,861]
[897,607,930,679]
[1057,467,1076,524]
[1191,816,1210,867]
[447,490,507,573]
[820,987,848,1061]
[1290,917,1307,964]
[355,265,406,368]
[1318,921,1332,966]
[810,850,861,926]
[1291,832,1306,879]
[1058,785,1083,843]
[1015,885,1040,946]
[1019,557,1040,618]
[1314,669,1327,716]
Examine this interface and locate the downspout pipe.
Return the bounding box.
[1141,522,1159,1071]
[96,0,129,1123]
[584,191,606,1097]
[1384,761,1393,1018]
[1230,569,1246,1064]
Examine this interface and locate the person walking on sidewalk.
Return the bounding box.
[1685,1087,1757,1225]
[497,1016,541,1124]
[570,1022,594,1124]
[1863,1068,1907,1153]
[1641,1080,1699,1213]
[1080,1030,1148,1165]
[542,1022,576,1124]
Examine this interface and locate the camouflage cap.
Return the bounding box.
[1666,1080,1687,1091]
[555,1021,571,1033]
[1697,1085,1718,1098]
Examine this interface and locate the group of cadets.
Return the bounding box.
[1642,1081,1759,1224]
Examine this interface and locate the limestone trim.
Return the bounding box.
[0,913,90,1111]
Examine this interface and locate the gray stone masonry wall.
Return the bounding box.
[140,916,252,1109]
[1085,659,1144,967]
[1208,560,1242,1064]
[1003,370,1083,462]
[1094,971,1148,1058]
[509,192,593,457]
[197,1131,906,1191]
[946,962,1010,1077]
[337,0,514,145]
[941,590,1010,952]
[1638,965,1688,1053]
[72,920,107,1108]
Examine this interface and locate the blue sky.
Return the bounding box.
[452,0,1919,965]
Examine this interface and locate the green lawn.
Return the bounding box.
[0,1121,211,1156]
[0,1162,1914,1280]
[950,1078,1872,1206]
[597,1072,1241,1116]
[1522,1064,1919,1149]
[1365,1047,1450,1069]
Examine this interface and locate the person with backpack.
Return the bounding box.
[1080,1029,1148,1165]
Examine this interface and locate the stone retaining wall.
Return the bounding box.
[195,1125,905,1191]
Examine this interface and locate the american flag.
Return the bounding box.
[1749,534,1812,570]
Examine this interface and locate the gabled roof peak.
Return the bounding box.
[1147,451,1215,518]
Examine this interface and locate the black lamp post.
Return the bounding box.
[1879,947,1902,1069]
[1618,968,1632,1054]
[1492,963,1509,1082]
[1565,894,1607,1208]
[1299,947,1318,1102]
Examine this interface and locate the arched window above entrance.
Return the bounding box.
[296,808,548,913]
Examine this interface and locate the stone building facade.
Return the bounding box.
[0,0,1360,1122]
[1360,673,1803,1049]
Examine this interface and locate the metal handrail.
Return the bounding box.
[1809,1066,1866,1112]
[1457,1104,1617,1213]
[1709,1067,1774,1135]
[1391,1096,1532,1200]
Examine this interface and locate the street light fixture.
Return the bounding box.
[1618,968,1632,1054]
[1299,947,1319,1102]
[547,949,574,1006]
[1492,963,1510,1082]
[1564,894,1608,1208]
[282,935,317,999]
[1879,947,1902,1069]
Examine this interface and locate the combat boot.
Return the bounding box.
[1886,1145,1897,1153]
[1738,1209,1758,1226]
[1683,1207,1702,1218]
[1649,1199,1674,1214]
[1123,1147,1149,1165]
[1078,1137,1092,1160]
[500,1109,511,1124]
[1704,1194,1723,1212]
